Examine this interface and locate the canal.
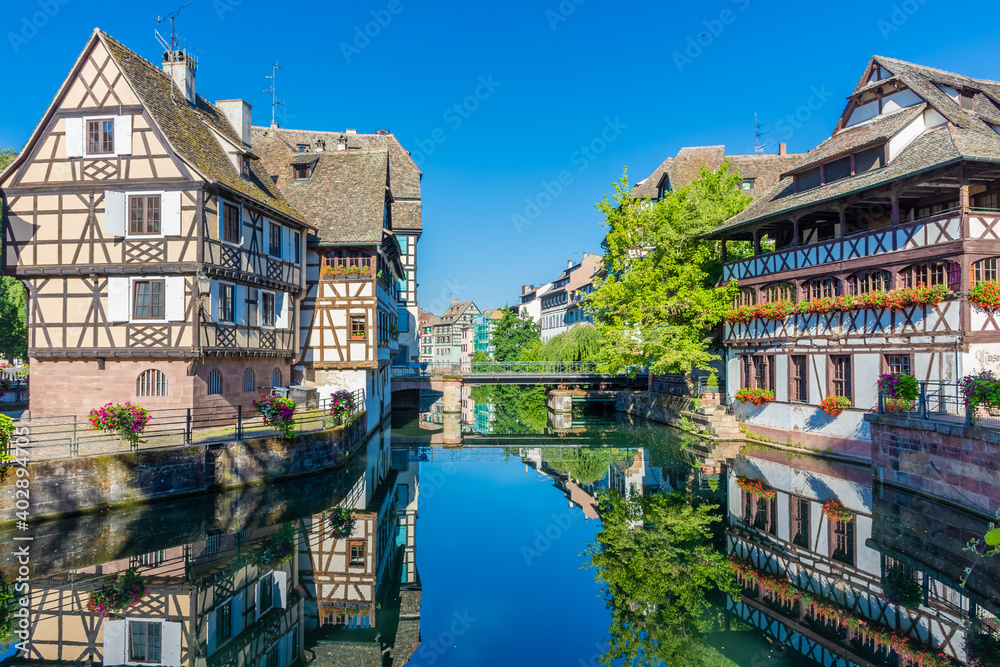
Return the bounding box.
[1,391,998,666]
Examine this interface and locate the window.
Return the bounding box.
[885,354,911,376]
[241,155,251,178]
[972,258,999,286]
[742,355,774,391]
[223,202,241,244]
[271,368,281,388]
[743,489,777,536]
[797,167,822,192]
[791,355,807,402]
[847,270,890,295]
[657,175,671,200]
[902,261,958,290]
[129,195,161,235]
[261,292,275,327]
[351,316,366,339]
[293,164,311,180]
[762,283,795,303]
[219,284,235,323]
[831,518,855,566]
[207,369,223,396]
[739,178,755,192]
[791,497,810,548]
[259,573,274,612]
[134,280,165,320]
[242,368,255,393]
[269,223,282,258]
[825,156,852,183]
[974,193,999,210]
[296,144,308,153]
[137,369,168,397]
[266,646,279,667]
[87,118,114,154]
[734,288,756,307]
[247,288,259,327]
[129,621,162,663]
[217,600,233,643]
[855,145,885,172]
[349,540,365,566]
[831,356,852,401]
[960,90,976,111]
[806,277,839,300]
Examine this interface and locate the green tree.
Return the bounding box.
[0,147,27,363]
[489,309,540,362]
[587,164,752,377]
[584,490,738,666]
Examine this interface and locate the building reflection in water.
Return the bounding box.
[1,421,422,667]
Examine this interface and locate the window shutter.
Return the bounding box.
[165,277,185,321]
[262,218,269,254]
[114,115,132,155]
[235,285,246,326]
[275,292,288,329]
[107,278,130,322]
[274,570,288,609]
[206,610,217,656]
[65,117,84,158]
[103,190,125,237]
[210,280,219,323]
[232,593,244,636]
[285,228,295,263]
[161,622,182,667]
[217,198,226,241]
[161,191,182,236]
[102,619,126,666]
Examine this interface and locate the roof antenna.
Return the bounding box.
[264,62,285,128]
[156,0,197,104]
[754,112,768,154]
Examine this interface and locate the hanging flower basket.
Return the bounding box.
[328,506,355,540]
[734,388,775,406]
[250,523,295,572]
[86,567,147,618]
[970,281,1000,311]
[329,391,357,421]
[253,395,297,439]
[88,402,151,448]
[736,475,776,499]
[822,499,853,523]
[819,395,851,417]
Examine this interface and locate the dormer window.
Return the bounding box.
[657,175,671,200]
[794,145,886,193]
[293,163,312,180]
[297,144,309,153]
[240,155,251,178]
[960,90,975,111]
[739,178,755,192]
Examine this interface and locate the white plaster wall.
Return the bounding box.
[881,88,922,113]
[854,352,879,410]
[888,113,926,161]
[734,401,871,441]
[774,355,789,403]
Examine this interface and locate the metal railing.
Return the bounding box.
[877,380,1000,431]
[0,367,29,383]
[650,374,724,397]
[7,388,366,462]
[391,360,648,378]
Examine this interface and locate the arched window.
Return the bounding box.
[137,369,167,397]
[972,257,999,286]
[901,261,959,291]
[847,270,891,295]
[207,369,223,396]
[761,283,796,303]
[271,368,282,388]
[804,277,840,301]
[242,368,255,393]
[733,288,756,308]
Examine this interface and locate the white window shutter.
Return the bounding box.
[161,191,181,236]
[165,277,185,321]
[102,619,126,666]
[274,570,288,609]
[210,280,219,323]
[114,115,132,155]
[285,228,294,263]
[235,285,246,326]
[104,191,125,237]
[162,622,182,667]
[206,610,217,656]
[233,593,244,636]
[275,292,288,329]
[107,278,130,322]
[65,118,83,158]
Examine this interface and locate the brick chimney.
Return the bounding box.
[215,100,252,147]
[162,51,196,106]
[778,142,787,156]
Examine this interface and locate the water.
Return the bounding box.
[1,396,998,667]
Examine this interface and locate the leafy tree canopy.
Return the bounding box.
[489,309,541,362]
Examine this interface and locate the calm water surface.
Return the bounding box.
[1,396,997,666]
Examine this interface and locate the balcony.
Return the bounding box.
[721,210,1000,283]
[205,240,300,288]
[320,257,374,281]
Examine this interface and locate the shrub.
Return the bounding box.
[329,391,357,419]
[88,402,151,448]
[253,395,296,438]
[819,395,851,417]
[970,281,1000,311]
[734,388,775,406]
[86,567,147,618]
[328,506,355,540]
[882,567,923,608]
[878,373,919,401]
[822,499,853,522]
[960,370,1000,413]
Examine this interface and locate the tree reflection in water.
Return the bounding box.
[584,489,738,666]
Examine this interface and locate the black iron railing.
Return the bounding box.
[877,380,1000,431]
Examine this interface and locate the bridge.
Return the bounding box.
[391,361,648,387]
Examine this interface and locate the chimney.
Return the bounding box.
[316,140,326,152]
[346,128,357,135]
[336,134,348,151]
[162,51,196,106]
[778,142,787,156]
[215,100,252,148]
[567,260,573,268]
[451,298,459,305]
[583,251,588,258]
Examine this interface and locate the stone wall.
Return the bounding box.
[616,391,696,430]
[868,413,1000,513]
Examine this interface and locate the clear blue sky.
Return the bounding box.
[4,0,1000,312]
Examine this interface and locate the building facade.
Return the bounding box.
[472,309,503,356]
[429,299,479,366]
[514,282,551,324]
[539,253,603,342]
[710,56,1000,448]
[0,30,312,417]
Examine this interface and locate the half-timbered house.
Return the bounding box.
[253,130,407,430]
[0,30,313,417]
[710,56,1000,447]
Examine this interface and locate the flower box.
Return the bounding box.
[819,395,850,417]
[734,388,774,406]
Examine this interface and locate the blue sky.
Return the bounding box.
[4,0,1000,311]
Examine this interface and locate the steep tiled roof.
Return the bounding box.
[632,145,803,200]
[98,33,310,228]
[437,300,478,325]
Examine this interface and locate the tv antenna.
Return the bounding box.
[264,62,286,127]
[156,0,196,61]
[754,112,768,154]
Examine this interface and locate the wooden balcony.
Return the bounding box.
[199,323,294,356]
[204,240,300,289]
